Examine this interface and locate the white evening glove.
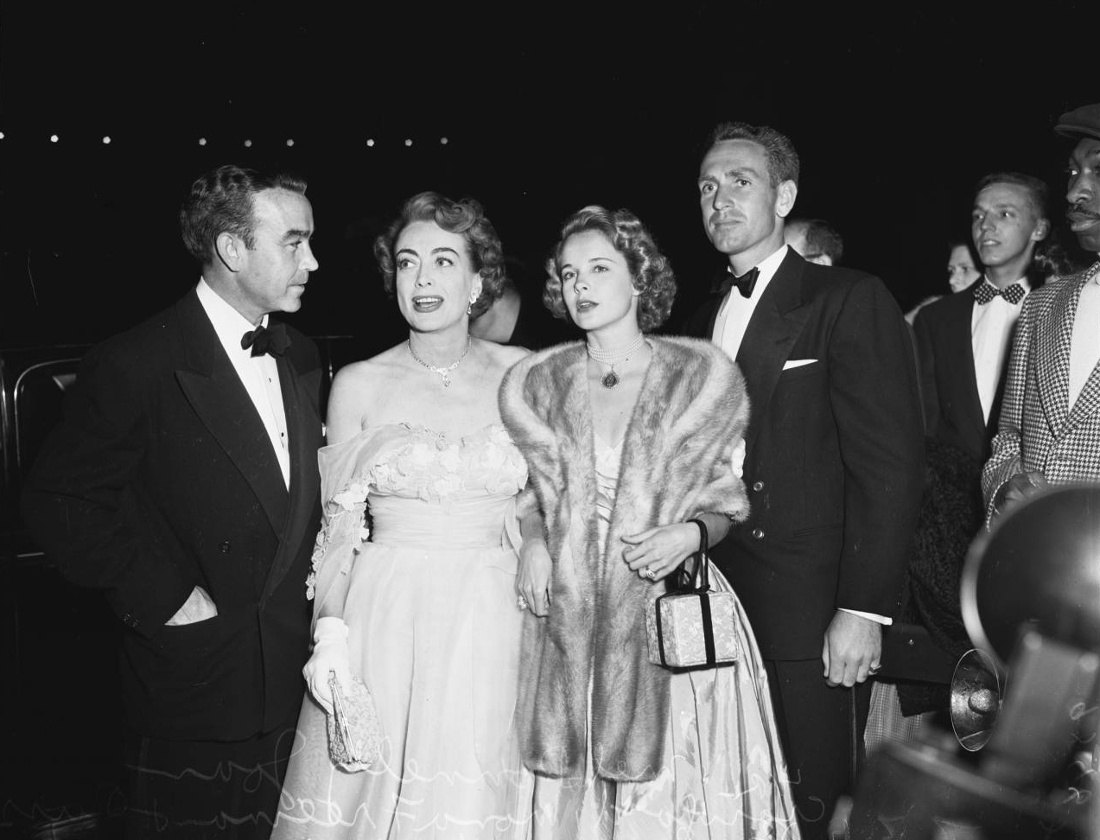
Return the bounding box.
[303,616,352,714]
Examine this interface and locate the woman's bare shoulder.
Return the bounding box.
[478,339,531,369]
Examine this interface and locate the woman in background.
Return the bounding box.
[905,239,983,324]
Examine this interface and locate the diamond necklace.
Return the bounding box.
[586,333,647,389]
[407,337,471,387]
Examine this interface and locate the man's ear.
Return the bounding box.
[215,232,245,272]
[1032,218,1050,242]
[776,181,798,219]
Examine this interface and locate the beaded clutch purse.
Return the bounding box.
[326,671,382,772]
[646,519,741,669]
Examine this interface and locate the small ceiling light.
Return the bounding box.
[404,138,413,147]
[0,131,6,140]
[366,138,375,147]
[50,134,59,143]
[286,138,295,147]
[440,136,449,145]
[198,137,207,146]
[102,136,112,145]
[243,139,252,148]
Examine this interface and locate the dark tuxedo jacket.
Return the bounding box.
[913,283,1000,463]
[22,290,324,740]
[683,250,925,660]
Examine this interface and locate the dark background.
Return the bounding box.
[2,1,1096,354]
[0,2,1096,834]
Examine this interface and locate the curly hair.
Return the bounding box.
[704,122,800,187]
[544,206,677,333]
[373,191,506,317]
[179,165,307,268]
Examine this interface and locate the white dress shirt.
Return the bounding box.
[196,279,291,488]
[1068,266,1100,409]
[714,244,790,361]
[971,276,1030,424]
[710,245,889,626]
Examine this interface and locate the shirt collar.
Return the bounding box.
[725,244,790,302]
[981,274,1031,292]
[195,278,268,356]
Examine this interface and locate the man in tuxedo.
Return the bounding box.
[22,165,325,839]
[784,216,844,266]
[684,122,925,839]
[983,103,1100,519]
[915,172,1051,466]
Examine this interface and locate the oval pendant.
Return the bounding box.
[601,371,619,389]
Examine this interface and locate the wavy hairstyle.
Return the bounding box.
[179,165,307,268]
[373,191,506,317]
[704,122,800,187]
[544,206,677,333]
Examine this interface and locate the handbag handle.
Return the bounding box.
[684,518,711,592]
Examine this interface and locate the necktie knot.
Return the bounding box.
[973,282,1025,306]
[715,266,761,299]
[241,322,290,357]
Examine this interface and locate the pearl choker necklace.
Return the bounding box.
[407,338,471,387]
[586,334,647,389]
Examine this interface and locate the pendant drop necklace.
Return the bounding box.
[586,333,646,389]
[407,337,471,387]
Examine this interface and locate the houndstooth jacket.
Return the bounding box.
[982,261,1100,518]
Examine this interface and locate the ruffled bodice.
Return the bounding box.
[307,423,527,608]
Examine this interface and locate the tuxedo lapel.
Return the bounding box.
[736,253,812,450]
[262,354,322,600]
[1035,277,1081,434]
[173,293,289,538]
[946,295,987,436]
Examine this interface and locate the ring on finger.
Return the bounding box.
[643,567,658,581]
[517,595,529,610]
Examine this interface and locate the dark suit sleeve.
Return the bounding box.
[828,277,925,616]
[912,307,939,437]
[20,342,195,636]
[981,294,1032,517]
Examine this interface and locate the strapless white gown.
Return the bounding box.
[273,423,531,840]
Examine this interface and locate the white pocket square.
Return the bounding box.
[782,358,818,370]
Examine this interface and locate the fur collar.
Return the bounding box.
[500,336,750,780]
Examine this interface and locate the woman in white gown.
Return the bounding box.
[499,206,801,839]
[273,192,531,839]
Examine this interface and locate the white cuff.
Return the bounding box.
[314,615,350,642]
[839,607,892,626]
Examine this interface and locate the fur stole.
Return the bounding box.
[499,336,751,781]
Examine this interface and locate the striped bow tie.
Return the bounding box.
[973,283,1025,306]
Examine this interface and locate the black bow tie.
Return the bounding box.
[973,282,1025,306]
[241,322,291,357]
[716,267,761,299]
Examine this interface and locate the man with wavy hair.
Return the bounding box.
[685,121,924,839]
[23,164,324,839]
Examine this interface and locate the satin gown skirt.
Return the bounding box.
[526,437,801,839]
[529,565,801,840]
[273,425,532,840]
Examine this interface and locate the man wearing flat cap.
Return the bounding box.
[982,103,1100,520]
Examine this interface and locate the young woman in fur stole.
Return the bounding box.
[499,206,801,838]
